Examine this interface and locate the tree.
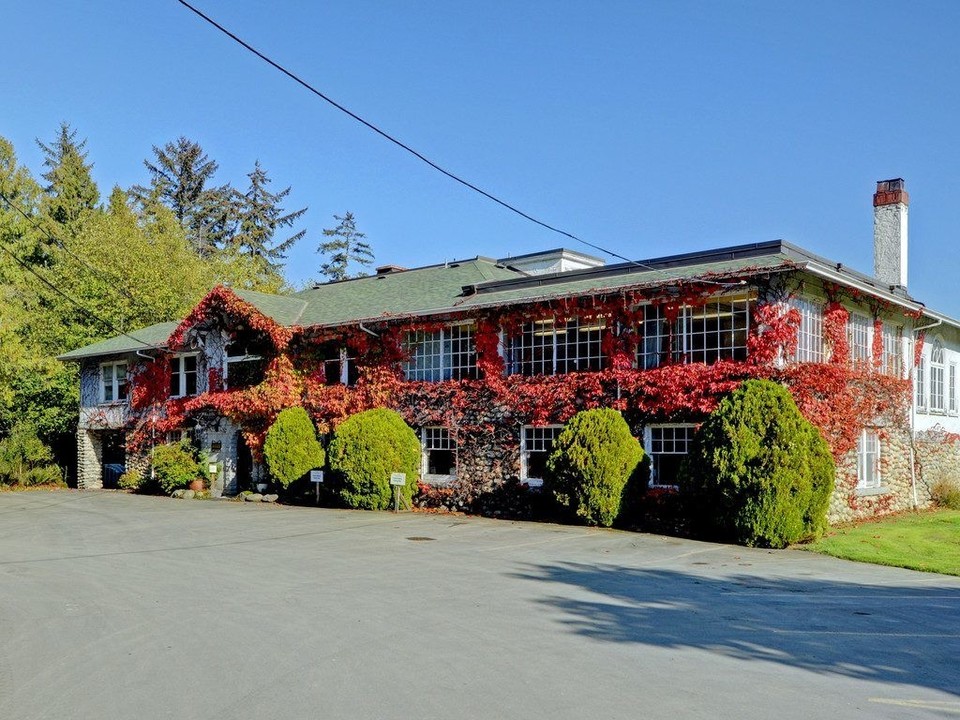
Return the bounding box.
[263,407,325,488]
[680,379,835,548]
[130,137,234,256]
[230,161,306,282]
[317,212,374,281]
[36,123,100,234]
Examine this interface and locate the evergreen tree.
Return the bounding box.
[35,123,100,234]
[231,161,306,276]
[317,211,374,281]
[130,136,234,256]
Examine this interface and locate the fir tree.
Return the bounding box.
[317,212,374,281]
[36,123,100,234]
[232,161,306,273]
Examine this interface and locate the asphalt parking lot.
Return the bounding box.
[0,491,958,720]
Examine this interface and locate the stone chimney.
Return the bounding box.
[873,178,909,290]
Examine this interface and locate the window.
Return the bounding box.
[508,318,604,376]
[847,313,871,364]
[520,425,563,487]
[169,354,198,397]
[421,427,456,481]
[950,362,958,416]
[856,429,881,490]
[403,324,477,381]
[100,362,128,404]
[881,323,903,376]
[916,354,927,412]
[225,342,267,389]
[790,298,824,363]
[644,424,696,487]
[930,338,946,413]
[638,299,750,369]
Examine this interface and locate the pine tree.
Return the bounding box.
[130,137,234,256]
[35,123,100,234]
[231,161,306,274]
[317,212,374,281]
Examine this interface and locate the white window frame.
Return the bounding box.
[638,298,751,369]
[169,353,199,398]
[790,298,824,363]
[403,323,477,382]
[950,361,958,416]
[520,425,564,487]
[881,322,904,376]
[930,337,946,413]
[856,429,881,490]
[508,318,605,376]
[643,423,697,488]
[421,427,457,483]
[847,312,871,364]
[223,342,264,389]
[916,353,927,413]
[100,361,128,404]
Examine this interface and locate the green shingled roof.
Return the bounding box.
[57,321,180,361]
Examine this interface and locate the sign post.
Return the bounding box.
[310,470,324,505]
[389,472,406,513]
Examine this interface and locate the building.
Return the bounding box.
[59,180,960,522]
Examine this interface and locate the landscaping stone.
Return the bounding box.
[183,489,195,499]
[262,494,278,503]
[245,493,263,502]
[171,489,186,499]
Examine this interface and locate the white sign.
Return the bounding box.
[208,463,218,475]
[389,472,407,487]
[310,470,324,483]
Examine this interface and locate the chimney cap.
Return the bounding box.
[874,178,909,207]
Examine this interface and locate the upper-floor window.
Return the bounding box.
[847,312,871,364]
[916,353,927,412]
[520,425,564,487]
[790,298,824,363]
[169,354,198,398]
[100,361,128,404]
[225,341,267,390]
[638,299,750,369]
[881,323,903,376]
[930,337,946,413]
[403,324,477,381]
[950,362,958,416]
[508,318,604,376]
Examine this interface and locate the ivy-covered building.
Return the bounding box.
[60,179,960,522]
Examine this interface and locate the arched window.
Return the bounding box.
[930,337,946,412]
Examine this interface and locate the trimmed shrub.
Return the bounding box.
[327,408,420,510]
[151,441,204,495]
[544,409,644,527]
[0,422,63,487]
[680,379,835,548]
[264,407,325,488]
[118,468,144,491]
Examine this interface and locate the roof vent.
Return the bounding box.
[376,264,406,276]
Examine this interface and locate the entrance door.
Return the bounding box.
[235,431,253,493]
[101,431,126,489]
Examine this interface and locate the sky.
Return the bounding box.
[3,1,960,316]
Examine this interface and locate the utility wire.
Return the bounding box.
[173,0,679,275]
[0,190,144,307]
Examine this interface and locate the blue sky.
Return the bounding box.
[3,1,960,316]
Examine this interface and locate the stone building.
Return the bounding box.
[60,179,960,522]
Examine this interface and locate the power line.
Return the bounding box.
[173,0,672,274]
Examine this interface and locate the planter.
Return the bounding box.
[189,479,206,492]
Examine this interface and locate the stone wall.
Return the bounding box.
[77,430,102,490]
[915,428,960,503]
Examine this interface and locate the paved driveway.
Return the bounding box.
[0,491,958,720]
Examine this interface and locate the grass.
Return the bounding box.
[807,510,960,576]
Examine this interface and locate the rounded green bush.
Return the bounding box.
[264,407,326,488]
[680,379,835,548]
[544,409,644,527]
[327,408,421,510]
[151,441,204,495]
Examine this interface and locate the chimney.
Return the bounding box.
[873,178,909,290]
[375,264,406,276]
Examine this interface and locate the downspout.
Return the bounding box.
[358,322,380,337]
[909,317,943,508]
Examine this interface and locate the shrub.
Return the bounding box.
[151,441,204,495]
[544,409,644,527]
[327,408,420,510]
[931,479,960,510]
[680,379,835,548]
[0,422,63,487]
[118,469,144,491]
[264,407,326,488]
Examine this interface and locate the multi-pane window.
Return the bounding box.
[520,425,563,487]
[790,298,824,363]
[881,323,903,376]
[422,427,456,480]
[950,363,958,416]
[403,325,477,381]
[847,313,871,364]
[857,429,881,490]
[225,341,267,389]
[638,300,750,369]
[916,354,927,412]
[313,341,346,386]
[508,318,604,376]
[100,362,128,404]
[169,354,198,397]
[645,424,696,487]
[930,338,946,413]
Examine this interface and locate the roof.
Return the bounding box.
[59,241,960,362]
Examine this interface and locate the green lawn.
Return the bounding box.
[807,510,960,576]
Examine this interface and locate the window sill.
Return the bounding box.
[521,477,544,489]
[854,485,888,497]
[97,401,128,408]
[423,473,456,486]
